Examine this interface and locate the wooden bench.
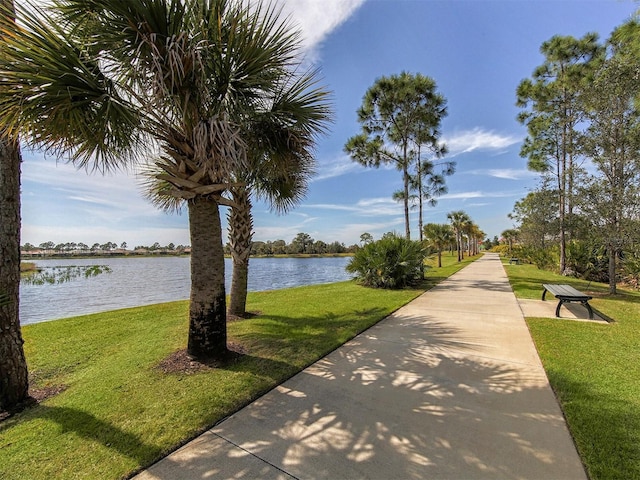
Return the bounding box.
[542,284,594,320]
[509,258,520,264]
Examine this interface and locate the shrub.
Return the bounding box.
[346,234,426,288]
[621,250,640,288]
[566,240,608,281]
[491,245,511,255]
[512,245,558,270]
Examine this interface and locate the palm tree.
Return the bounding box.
[447,210,470,262]
[226,76,329,317]
[0,0,331,361]
[501,229,520,255]
[0,0,29,412]
[423,223,454,267]
[470,225,485,255]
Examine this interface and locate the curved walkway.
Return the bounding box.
[135,253,586,479]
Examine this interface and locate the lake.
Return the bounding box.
[20,256,353,325]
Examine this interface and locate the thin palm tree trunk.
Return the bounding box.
[228,187,253,317]
[187,197,228,360]
[0,132,29,411]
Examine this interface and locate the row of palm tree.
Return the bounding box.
[423,211,485,267]
[0,0,331,410]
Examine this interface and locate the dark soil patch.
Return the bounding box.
[0,384,67,423]
[157,343,247,375]
[227,310,261,322]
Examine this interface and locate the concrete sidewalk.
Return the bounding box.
[135,253,587,480]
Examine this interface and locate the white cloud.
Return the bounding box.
[466,168,538,180]
[277,0,366,59]
[20,151,189,245]
[314,154,363,181]
[23,152,160,217]
[444,128,521,156]
[440,190,521,201]
[306,197,400,216]
[440,191,484,200]
[485,168,530,180]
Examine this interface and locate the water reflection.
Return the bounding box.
[20,256,352,325]
[22,265,112,286]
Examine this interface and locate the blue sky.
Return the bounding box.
[20,0,639,248]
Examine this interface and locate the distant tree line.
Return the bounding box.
[21,241,190,254]
[21,234,355,257]
[230,232,354,256]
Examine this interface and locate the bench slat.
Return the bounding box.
[542,283,592,300]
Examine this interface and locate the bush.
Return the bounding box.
[621,250,640,288]
[566,240,608,281]
[490,245,511,255]
[346,234,426,288]
[513,245,558,270]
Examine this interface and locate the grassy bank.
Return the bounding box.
[20,262,37,273]
[1,254,477,480]
[504,260,640,480]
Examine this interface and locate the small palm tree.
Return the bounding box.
[347,234,426,288]
[0,0,331,361]
[423,223,454,267]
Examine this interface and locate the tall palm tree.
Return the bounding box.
[0,0,331,361]
[226,75,329,317]
[423,223,454,267]
[0,0,29,412]
[447,210,470,262]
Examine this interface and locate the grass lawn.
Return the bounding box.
[1,253,477,480]
[503,260,640,480]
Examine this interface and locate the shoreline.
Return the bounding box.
[22,252,353,260]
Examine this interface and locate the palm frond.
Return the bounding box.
[139,160,186,214]
[0,0,143,171]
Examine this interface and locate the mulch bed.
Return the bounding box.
[156,343,247,374]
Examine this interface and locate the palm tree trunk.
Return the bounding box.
[228,187,253,317]
[187,196,228,360]
[0,132,29,411]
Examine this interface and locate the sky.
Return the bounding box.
[20,0,640,249]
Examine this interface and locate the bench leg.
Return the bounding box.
[555,300,563,318]
[542,289,548,301]
[556,300,595,320]
[582,301,594,320]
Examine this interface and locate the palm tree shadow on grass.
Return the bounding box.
[12,405,164,465]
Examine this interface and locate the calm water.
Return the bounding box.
[20,256,352,325]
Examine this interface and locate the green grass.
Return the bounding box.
[1,255,476,480]
[503,260,640,480]
[20,262,37,273]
